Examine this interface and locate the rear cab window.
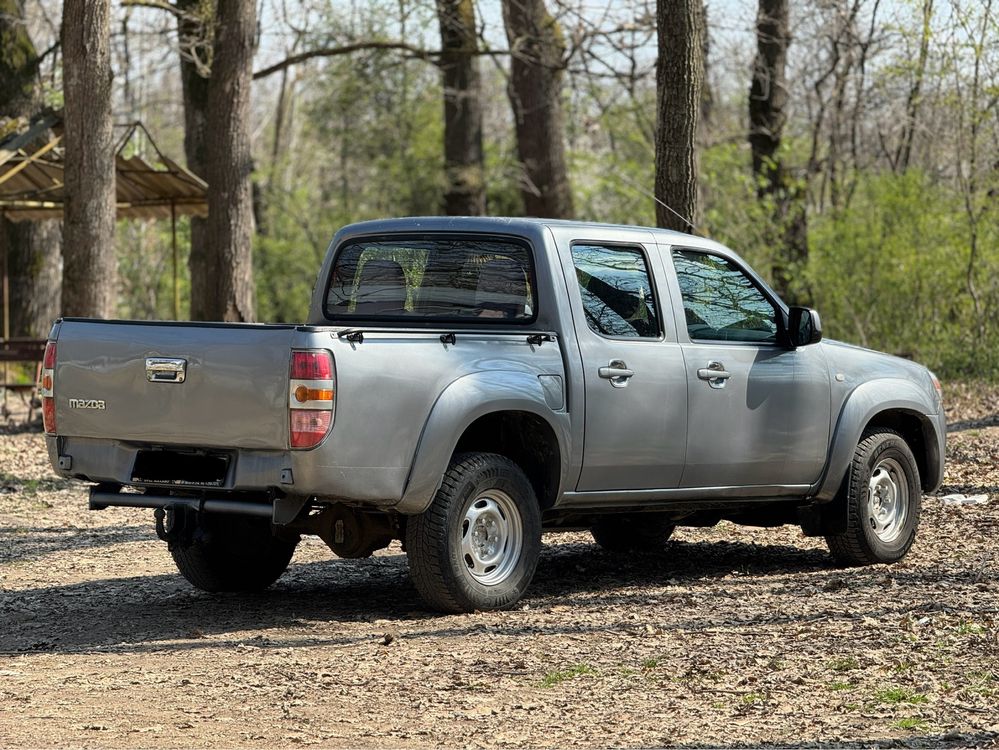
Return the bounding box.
[325,237,536,322]
[570,244,661,339]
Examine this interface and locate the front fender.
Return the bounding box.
[396,370,570,514]
[813,378,943,501]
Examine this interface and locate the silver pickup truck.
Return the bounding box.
[42,217,945,612]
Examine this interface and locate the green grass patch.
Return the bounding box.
[827,656,859,673]
[540,663,595,688]
[740,691,767,705]
[641,658,659,670]
[876,687,929,705]
[893,718,930,731]
[828,681,854,691]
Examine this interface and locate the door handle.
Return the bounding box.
[146,357,187,383]
[697,361,731,387]
[598,360,634,388]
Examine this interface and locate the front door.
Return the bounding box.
[557,238,687,491]
[667,247,830,489]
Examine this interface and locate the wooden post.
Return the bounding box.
[171,202,179,319]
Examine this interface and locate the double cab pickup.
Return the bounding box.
[43,217,945,612]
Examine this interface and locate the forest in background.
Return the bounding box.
[2,0,998,378]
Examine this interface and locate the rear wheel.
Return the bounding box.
[591,514,675,552]
[167,510,298,592]
[825,429,921,566]
[406,453,542,613]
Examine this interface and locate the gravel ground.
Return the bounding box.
[1,386,997,749]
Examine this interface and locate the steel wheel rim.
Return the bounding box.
[460,490,523,586]
[866,457,909,543]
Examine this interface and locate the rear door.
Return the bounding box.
[55,320,298,449]
[552,228,687,491]
[665,247,830,488]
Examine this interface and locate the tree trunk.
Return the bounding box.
[501,0,574,219]
[200,0,256,321]
[60,0,116,318]
[749,0,807,301]
[896,0,933,173]
[655,0,705,232]
[176,0,212,320]
[0,0,62,337]
[436,0,486,215]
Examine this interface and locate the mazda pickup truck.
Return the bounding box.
[42,217,945,612]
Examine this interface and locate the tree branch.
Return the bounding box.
[253,41,442,79]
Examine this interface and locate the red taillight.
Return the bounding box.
[41,341,56,434]
[291,350,333,380]
[289,349,334,449]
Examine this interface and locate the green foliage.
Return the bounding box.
[809,170,999,377]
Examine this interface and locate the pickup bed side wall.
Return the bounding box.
[397,370,571,514]
[814,378,945,501]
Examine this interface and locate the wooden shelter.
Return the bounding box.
[0,111,208,327]
[0,113,207,417]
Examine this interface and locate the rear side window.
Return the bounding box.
[671,249,778,343]
[325,238,535,322]
[571,244,660,338]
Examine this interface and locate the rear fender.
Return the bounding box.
[397,371,570,514]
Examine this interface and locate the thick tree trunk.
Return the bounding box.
[200,0,256,322]
[2,219,62,337]
[655,0,704,232]
[501,0,574,219]
[749,0,807,302]
[436,0,486,215]
[0,0,62,337]
[60,0,116,319]
[176,0,212,320]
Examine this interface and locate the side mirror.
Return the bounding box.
[788,306,822,348]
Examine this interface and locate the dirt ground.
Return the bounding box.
[1,385,997,749]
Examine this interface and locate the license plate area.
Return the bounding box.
[131,450,231,488]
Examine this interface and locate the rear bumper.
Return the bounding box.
[47,435,409,508]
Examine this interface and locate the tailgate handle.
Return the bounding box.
[146,357,187,384]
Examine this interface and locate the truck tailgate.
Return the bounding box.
[54,320,297,450]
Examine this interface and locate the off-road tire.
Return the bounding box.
[168,510,299,592]
[825,429,921,566]
[406,452,542,613]
[591,514,675,552]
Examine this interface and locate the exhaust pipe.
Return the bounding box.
[89,486,273,518]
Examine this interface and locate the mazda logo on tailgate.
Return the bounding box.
[69,398,106,410]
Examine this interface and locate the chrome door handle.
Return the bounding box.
[598,360,634,388]
[697,362,730,388]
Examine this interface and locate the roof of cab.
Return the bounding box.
[334,215,702,246]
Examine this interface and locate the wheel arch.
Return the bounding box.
[814,379,943,502]
[397,371,570,514]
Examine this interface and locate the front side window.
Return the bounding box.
[325,238,535,321]
[671,249,778,343]
[571,244,660,338]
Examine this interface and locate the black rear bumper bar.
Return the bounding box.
[89,486,273,518]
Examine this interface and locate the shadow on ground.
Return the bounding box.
[3,531,980,657]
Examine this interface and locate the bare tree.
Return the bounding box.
[175,0,213,319]
[749,0,807,301]
[61,0,116,318]
[200,0,256,321]
[654,0,704,231]
[0,0,62,337]
[502,0,575,219]
[436,0,486,215]
[895,0,933,172]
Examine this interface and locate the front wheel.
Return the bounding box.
[825,429,921,566]
[406,453,542,613]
